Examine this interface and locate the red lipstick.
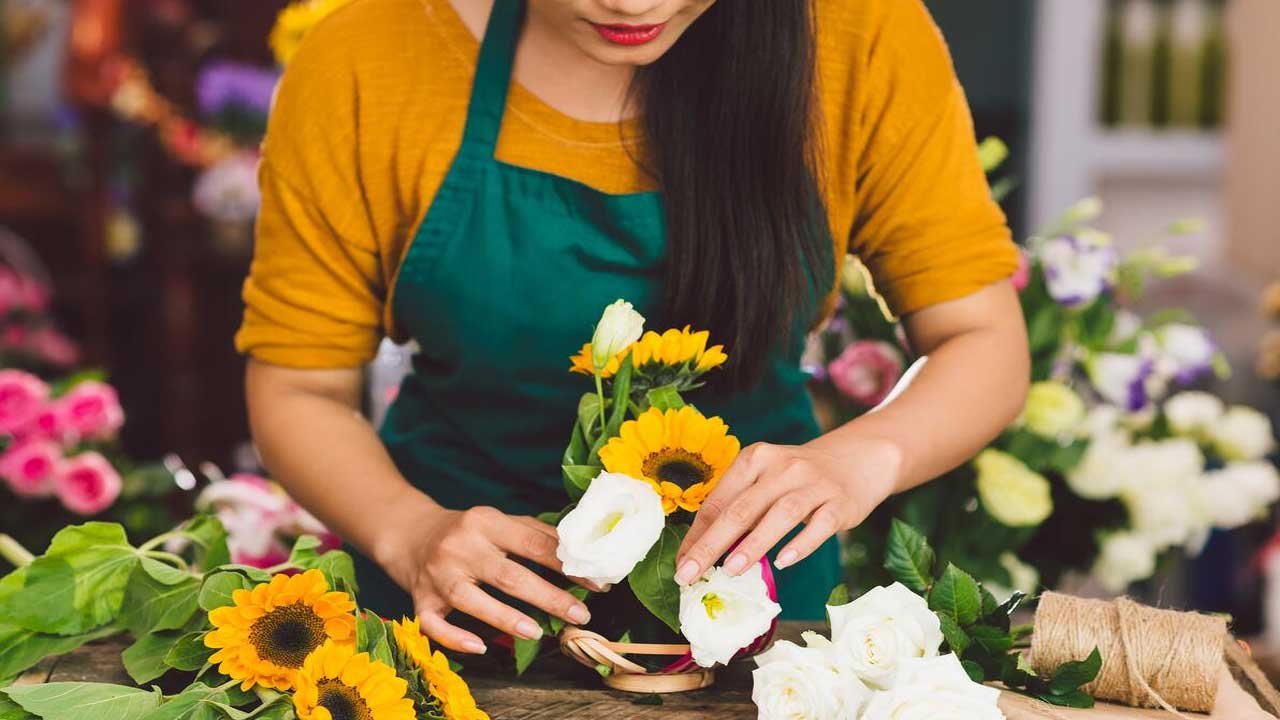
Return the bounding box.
[591,22,666,46]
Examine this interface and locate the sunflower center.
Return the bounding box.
[643,449,713,488]
[248,601,327,668]
[316,679,374,720]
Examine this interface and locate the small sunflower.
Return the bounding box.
[294,640,416,720]
[270,0,353,67]
[569,327,728,381]
[205,569,357,691]
[390,618,489,720]
[599,406,740,514]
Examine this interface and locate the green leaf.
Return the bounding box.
[561,465,600,501]
[316,552,358,595]
[0,693,38,720]
[1049,648,1102,695]
[0,523,140,635]
[122,630,182,685]
[936,613,970,655]
[198,571,251,612]
[1039,689,1095,709]
[359,615,394,667]
[969,624,1014,655]
[577,394,603,439]
[139,683,232,720]
[177,516,231,572]
[548,586,591,636]
[826,584,851,607]
[627,524,688,634]
[536,509,569,526]
[0,623,120,683]
[645,385,685,412]
[514,636,542,676]
[883,520,935,593]
[138,558,192,587]
[928,564,982,626]
[979,586,998,618]
[4,683,160,720]
[605,356,634,437]
[288,536,323,567]
[164,631,214,672]
[961,659,986,684]
[562,418,589,468]
[122,567,200,635]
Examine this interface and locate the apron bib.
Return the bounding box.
[361,0,840,621]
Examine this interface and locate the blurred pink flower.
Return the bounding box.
[18,405,68,444]
[0,267,51,315]
[2,325,28,348]
[56,451,123,515]
[58,381,125,441]
[0,370,50,435]
[231,540,291,569]
[0,439,63,498]
[29,328,79,368]
[197,473,340,566]
[827,340,905,407]
[1011,248,1031,292]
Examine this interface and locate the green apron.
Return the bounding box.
[359,0,840,624]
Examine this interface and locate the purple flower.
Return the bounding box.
[1037,231,1118,308]
[195,61,280,119]
[1153,323,1216,385]
[1088,353,1158,412]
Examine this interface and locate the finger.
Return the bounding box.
[675,482,784,585]
[722,488,827,576]
[449,581,546,641]
[417,608,488,655]
[679,443,770,557]
[774,502,843,570]
[484,558,591,627]
[493,516,563,573]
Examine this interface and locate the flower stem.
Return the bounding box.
[139,531,182,553]
[594,372,607,435]
[0,534,34,568]
[143,549,192,574]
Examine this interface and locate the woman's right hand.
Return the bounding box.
[374,499,593,654]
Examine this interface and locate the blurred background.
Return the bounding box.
[1,0,1279,673]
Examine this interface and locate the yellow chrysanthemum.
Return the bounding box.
[270,0,353,67]
[599,406,740,514]
[294,640,416,720]
[205,569,357,691]
[390,618,489,720]
[569,326,728,379]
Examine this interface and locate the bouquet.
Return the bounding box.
[0,518,488,720]
[518,301,781,673]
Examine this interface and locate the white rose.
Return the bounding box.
[861,654,1005,720]
[680,564,781,667]
[1154,324,1216,384]
[1118,441,1206,550]
[752,636,870,720]
[555,472,664,586]
[1211,406,1276,462]
[1093,531,1158,593]
[1066,429,1132,500]
[1195,462,1280,529]
[973,449,1053,528]
[1164,391,1224,438]
[590,299,645,369]
[827,582,943,690]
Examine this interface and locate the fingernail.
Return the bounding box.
[463,639,487,654]
[775,549,798,569]
[675,559,699,585]
[569,604,591,625]
[516,620,543,640]
[724,553,749,575]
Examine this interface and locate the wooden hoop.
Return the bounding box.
[559,627,716,694]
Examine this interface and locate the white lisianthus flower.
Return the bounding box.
[1038,229,1117,307]
[1066,428,1132,500]
[1153,323,1216,384]
[1195,462,1280,529]
[1087,352,1158,413]
[861,654,1005,720]
[1210,406,1277,462]
[1108,310,1144,346]
[680,564,781,668]
[590,299,645,370]
[752,636,870,720]
[1019,381,1086,438]
[827,582,943,690]
[1078,405,1126,440]
[555,472,664,586]
[1118,439,1206,550]
[1164,391,1225,439]
[1094,531,1158,593]
[973,449,1053,528]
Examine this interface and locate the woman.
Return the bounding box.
[239,0,1029,655]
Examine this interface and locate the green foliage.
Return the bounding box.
[2,683,159,720]
[627,524,689,634]
[643,386,685,413]
[928,564,982,626]
[882,520,935,593]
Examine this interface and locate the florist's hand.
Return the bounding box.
[674,438,900,585]
[378,503,593,654]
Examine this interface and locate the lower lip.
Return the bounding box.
[591,22,666,46]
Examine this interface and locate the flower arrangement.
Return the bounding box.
[751,521,1102,718]
[522,301,778,677]
[0,518,488,720]
[813,142,1280,595]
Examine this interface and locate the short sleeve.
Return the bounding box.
[234,15,385,369]
[848,0,1019,316]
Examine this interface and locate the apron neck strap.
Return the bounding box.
[461,0,524,154]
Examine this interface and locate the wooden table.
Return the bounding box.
[13,624,1278,719]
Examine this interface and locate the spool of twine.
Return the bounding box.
[1030,592,1226,715]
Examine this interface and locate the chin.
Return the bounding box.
[580,39,676,67]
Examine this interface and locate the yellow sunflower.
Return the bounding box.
[390,618,489,720]
[270,0,353,67]
[598,405,740,514]
[205,569,357,691]
[569,326,728,379]
[294,640,416,720]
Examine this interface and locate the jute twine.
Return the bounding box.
[1031,592,1226,716]
[558,627,715,693]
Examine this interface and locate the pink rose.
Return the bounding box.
[0,440,63,498]
[0,370,50,435]
[0,267,22,316]
[29,328,79,368]
[56,451,123,515]
[18,405,68,444]
[16,277,50,313]
[58,381,125,441]
[1011,248,1031,292]
[827,340,905,407]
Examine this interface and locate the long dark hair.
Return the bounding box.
[634,1,831,390]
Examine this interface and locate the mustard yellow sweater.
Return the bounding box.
[237,0,1018,367]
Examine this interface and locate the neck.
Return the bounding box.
[450,0,638,123]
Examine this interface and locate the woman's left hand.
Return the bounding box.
[673,436,901,585]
